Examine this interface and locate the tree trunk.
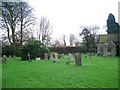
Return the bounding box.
[11,25,16,55]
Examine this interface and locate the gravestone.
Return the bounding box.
[66,53,71,65]
[52,52,59,63]
[75,53,82,66]
[44,53,48,60]
[9,55,11,58]
[2,55,7,64]
[66,53,74,64]
[54,53,58,58]
[62,54,65,58]
[13,55,16,59]
[51,53,56,62]
[50,54,53,60]
[68,53,74,62]
[28,53,32,62]
[36,57,41,60]
[55,52,60,63]
[50,53,54,60]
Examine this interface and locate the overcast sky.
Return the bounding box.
[28,0,119,42]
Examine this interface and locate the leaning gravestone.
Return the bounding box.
[2,55,7,64]
[75,53,82,66]
[44,53,48,60]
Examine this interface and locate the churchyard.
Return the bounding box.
[2,54,118,88]
[1,1,119,89]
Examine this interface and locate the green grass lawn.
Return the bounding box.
[2,55,118,88]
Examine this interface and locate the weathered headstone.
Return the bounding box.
[13,55,16,59]
[66,53,71,65]
[52,52,59,63]
[51,53,56,62]
[68,53,74,62]
[75,53,82,66]
[50,54,52,60]
[2,55,7,64]
[62,54,65,58]
[55,53,58,59]
[9,55,11,58]
[50,53,54,60]
[55,52,60,63]
[44,53,48,60]
[66,53,74,64]
[28,53,32,62]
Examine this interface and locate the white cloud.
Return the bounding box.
[28,0,119,41]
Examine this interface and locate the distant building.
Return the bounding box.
[97,33,119,56]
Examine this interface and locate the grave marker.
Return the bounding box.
[55,52,60,63]
[28,53,32,62]
[36,57,41,60]
[13,55,16,59]
[68,53,75,62]
[44,53,48,60]
[9,55,11,58]
[75,53,82,66]
[2,55,7,64]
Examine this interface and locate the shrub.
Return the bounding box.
[49,46,81,54]
[19,40,49,60]
[2,45,14,57]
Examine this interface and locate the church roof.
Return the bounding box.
[99,33,119,43]
[99,35,109,43]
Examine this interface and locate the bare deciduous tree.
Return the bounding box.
[62,34,66,46]
[0,2,20,54]
[0,2,35,54]
[17,2,35,46]
[38,17,52,46]
[51,39,63,47]
[69,34,76,46]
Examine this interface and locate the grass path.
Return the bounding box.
[2,55,118,88]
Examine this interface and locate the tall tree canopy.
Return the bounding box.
[80,26,98,52]
[106,13,119,34]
